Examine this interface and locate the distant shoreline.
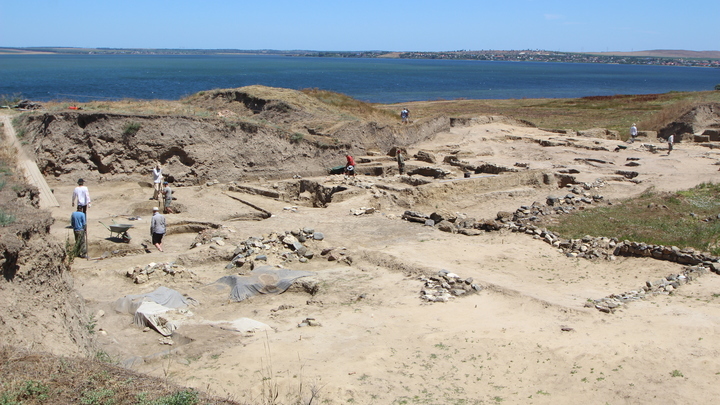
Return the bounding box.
[1,47,718,68]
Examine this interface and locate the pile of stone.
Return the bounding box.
[126,262,189,284]
[190,228,228,248]
[320,247,353,265]
[351,207,376,216]
[590,265,710,313]
[419,270,483,302]
[297,317,322,327]
[226,228,325,269]
[13,100,43,110]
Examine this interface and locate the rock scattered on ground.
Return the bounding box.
[419,270,483,302]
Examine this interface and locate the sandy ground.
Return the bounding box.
[50,123,720,404]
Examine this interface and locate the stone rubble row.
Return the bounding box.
[419,270,484,302]
[402,181,609,239]
[401,179,720,310]
[590,265,711,313]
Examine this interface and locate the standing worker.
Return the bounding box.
[150,207,166,252]
[162,181,173,214]
[70,206,87,258]
[396,148,405,175]
[151,163,163,200]
[630,123,638,143]
[401,108,410,125]
[71,178,91,213]
[667,134,675,155]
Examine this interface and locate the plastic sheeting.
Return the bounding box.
[212,265,315,302]
[113,286,192,336]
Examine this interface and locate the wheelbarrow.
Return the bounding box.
[99,221,133,242]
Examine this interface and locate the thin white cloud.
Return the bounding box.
[544,13,563,20]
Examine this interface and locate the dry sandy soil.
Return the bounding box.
[45,122,720,405]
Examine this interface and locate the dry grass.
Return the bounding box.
[0,346,241,405]
[545,183,720,255]
[378,91,720,136]
[301,88,397,123]
[636,98,697,132]
[41,99,210,117]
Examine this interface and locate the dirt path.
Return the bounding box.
[1,112,59,208]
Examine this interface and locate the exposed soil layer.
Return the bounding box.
[0,175,92,356]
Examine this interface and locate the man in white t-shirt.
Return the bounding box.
[71,178,91,213]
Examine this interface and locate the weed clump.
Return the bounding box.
[123,122,142,136]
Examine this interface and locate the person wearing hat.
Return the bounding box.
[71,178,91,213]
[150,206,166,252]
[629,123,638,143]
[161,181,173,214]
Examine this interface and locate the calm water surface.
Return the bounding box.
[1,54,718,103]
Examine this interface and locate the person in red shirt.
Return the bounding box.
[344,155,356,177]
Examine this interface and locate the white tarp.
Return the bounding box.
[113,286,193,336]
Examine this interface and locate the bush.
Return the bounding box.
[122,122,141,136]
[0,209,15,227]
[290,132,304,143]
[715,84,720,91]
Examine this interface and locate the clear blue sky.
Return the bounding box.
[1,0,717,52]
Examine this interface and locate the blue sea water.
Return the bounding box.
[0,54,718,103]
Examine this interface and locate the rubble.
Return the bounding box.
[126,262,190,284]
[419,270,483,302]
[590,265,711,313]
[221,227,341,269]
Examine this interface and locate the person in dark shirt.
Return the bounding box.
[70,207,86,258]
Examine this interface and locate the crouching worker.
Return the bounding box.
[344,154,356,177]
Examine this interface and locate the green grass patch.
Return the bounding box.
[10,117,26,139]
[0,210,16,227]
[546,183,720,255]
[122,122,142,136]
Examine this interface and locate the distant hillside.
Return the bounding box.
[587,50,720,59]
